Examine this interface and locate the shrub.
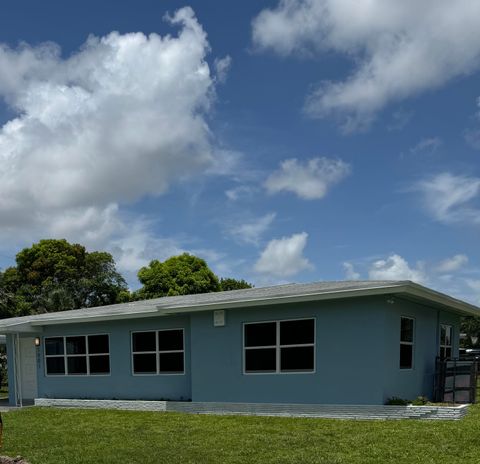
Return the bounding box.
[386,397,410,405]
[411,396,429,406]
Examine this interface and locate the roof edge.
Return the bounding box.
[156,283,410,315]
[1,281,479,333]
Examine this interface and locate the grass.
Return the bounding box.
[1,406,480,464]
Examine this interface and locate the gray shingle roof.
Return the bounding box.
[0,280,478,332]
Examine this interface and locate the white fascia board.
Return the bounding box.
[0,323,42,334]
[29,307,161,327]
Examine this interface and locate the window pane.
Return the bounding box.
[280,346,314,372]
[89,355,110,374]
[88,335,109,354]
[133,353,157,373]
[66,336,86,355]
[67,356,87,375]
[132,332,156,352]
[244,322,276,347]
[159,352,184,373]
[440,325,446,345]
[245,348,276,372]
[400,344,413,369]
[445,326,452,346]
[280,319,314,345]
[400,318,414,343]
[158,330,183,351]
[46,357,65,375]
[45,337,64,356]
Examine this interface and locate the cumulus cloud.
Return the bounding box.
[265,157,350,199]
[414,173,480,225]
[252,0,480,131]
[368,254,425,283]
[343,252,480,303]
[227,212,276,245]
[343,262,360,280]
[254,232,313,278]
[435,254,469,273]
[0,7,228,277]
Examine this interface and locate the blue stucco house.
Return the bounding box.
[1,280,478,407]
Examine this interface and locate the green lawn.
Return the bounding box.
[2,406,480,464]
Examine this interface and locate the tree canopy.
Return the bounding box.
[461,316,480,347]
[135,253,253,299]
[219,277,253,291]
[136,253,220,299]
[0,239,127,316]
[0,241,253,318]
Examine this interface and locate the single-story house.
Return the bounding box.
[1,280,479,407]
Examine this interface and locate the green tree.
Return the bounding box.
[219,277,253,291]
[135,253,220,299]
[0,269,18,318]
[2,239,128,315]
[461,316,480,347]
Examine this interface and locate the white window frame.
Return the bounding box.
[243,317,316,375]
[44,333,111,377]
[131,328,185,376]
[440,324,453,359]
[399,316,415,370]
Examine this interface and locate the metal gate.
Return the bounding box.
[434,357,478,403]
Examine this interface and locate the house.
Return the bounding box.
[0,280,478,408]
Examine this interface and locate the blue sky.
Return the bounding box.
[1,0,480,302]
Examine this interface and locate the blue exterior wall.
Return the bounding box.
[381,298,460,402]
[190,297,388,404]
[37,315,191,401]
[5,295,463,405]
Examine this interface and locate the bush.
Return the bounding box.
[411,396,429,406]
[386,397,410,405]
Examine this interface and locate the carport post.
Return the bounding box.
[13,333,23,408]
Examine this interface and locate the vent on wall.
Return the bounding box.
[213,310,225,327]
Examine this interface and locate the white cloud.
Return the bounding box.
[0,7,229,279]
[108,218,235,289]
[343,262,360,280]
[252,0,480,131]
[415,173,480,224]
[368,254,425,283]
[265,157,350,199]
[225,185,257,201]
[344,252,480,304]
[435,254,469,273]
[227,212,276,245]
[410,137,442,155]
[254,232,313,277]
[214,55,232,83]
